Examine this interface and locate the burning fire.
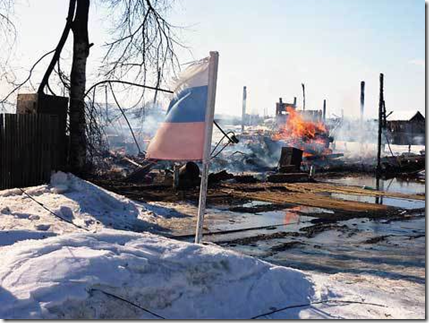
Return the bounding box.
[272,107,332,156]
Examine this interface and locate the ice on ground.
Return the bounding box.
[0,172,163,241]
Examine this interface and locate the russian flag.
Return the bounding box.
[146,58,211,161]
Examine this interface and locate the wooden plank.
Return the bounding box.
[36,114,43,184]
[18,114,25,187]
[42,114,50,183]
[5,115,14,188]
[10,114,18,189]
[224,182,425,201]
[23,114,30,187]
[0,114,3,189]
[50,115,59,171]
[228,189,391,214]
[4,114,10,188]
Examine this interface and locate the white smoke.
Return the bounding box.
[103,102,167,155]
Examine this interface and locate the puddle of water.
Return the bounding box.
[240,201,272,208]
[203,204,335,243]
[330,193,425,209]
[208,206,310,232]
[324,175,425,195]
[207,203,335,233]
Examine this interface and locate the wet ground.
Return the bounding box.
[322,174,425,195]
[148,175,425,285]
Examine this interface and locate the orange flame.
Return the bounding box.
[272,107,332,156]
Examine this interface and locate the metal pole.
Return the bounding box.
[195,52,219,244]
[377,73,384,175]
[241,86,247,133]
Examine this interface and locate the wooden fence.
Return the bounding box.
[0,113,62,190]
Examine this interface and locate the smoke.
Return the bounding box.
[103,102,167,155]
[329,116,425,161]
[329,117,380,160]
[210,129,281,173]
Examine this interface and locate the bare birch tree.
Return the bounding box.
[1,0,180,174]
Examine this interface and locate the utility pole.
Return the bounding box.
[360,81,365,122]
[360,81,365,152]
[241,86,247,133]
[377,73,385,176]
[301,83,306,110]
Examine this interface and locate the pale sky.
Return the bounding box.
[1,0,425,119]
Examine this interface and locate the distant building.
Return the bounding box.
[386,110,425,145]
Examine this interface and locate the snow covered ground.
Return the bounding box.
[0,172,162,242]
[0,173,425,319]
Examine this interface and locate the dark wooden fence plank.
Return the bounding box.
[0,113,61,190]
[0,114,4,189]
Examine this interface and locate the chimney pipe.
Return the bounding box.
[241,86,247,133]
[301,83,305,110]
[323,99,326,121]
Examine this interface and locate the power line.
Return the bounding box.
[88,288,166,319]
[18,188,90,232]
[251,299,387,319]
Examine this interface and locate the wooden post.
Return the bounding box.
[153,68,161,104]
[195,52,219,244]
[377,74,384,175]
[104,85,109,124]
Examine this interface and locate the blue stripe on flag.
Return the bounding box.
[164,85,208,123]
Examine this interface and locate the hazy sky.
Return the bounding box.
[1,0,425,118]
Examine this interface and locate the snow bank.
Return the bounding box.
[0,230,314,319]
[1,230,423,319]
[0,173,161,243]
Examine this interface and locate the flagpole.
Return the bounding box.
[195,51,219,244]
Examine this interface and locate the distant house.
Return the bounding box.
[275,97,323,125]
[276,97,297,116]
[275,97,297,127]
[386,110,425,145]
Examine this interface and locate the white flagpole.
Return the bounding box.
[195,51,219,244]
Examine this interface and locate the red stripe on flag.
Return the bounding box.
[146,122,206,161]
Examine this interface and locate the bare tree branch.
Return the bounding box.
[100,0,181,87]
